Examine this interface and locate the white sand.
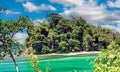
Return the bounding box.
[40,51,100,56]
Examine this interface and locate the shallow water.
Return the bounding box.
[0,56,96,72]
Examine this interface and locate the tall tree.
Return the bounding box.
[0,16,33,72]
[46,13,62,29]
[72,17,87,51]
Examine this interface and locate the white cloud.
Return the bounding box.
[59,0,107,24]
[23,2,56,12]
[50,0,120,32]
[50,0,84,6]
[108,0,120,8]
[4,10,21,15]
[114,10,120,16]
[14,33,28,44]
[33,19,45,26]
[101,24,120,32]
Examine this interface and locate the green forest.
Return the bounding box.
[26,13,120,54]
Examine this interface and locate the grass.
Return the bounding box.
[38,53,98,60]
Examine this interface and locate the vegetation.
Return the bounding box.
[28,47,42,72]
[26,13,117,54]
[93,38,120,72]
[25,13,120,72]
[1,12,120,72]
[0,16,34,72]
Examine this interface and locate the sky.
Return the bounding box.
[0,0,120,44]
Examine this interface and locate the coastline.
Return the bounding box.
[0,51,100,62]
[38,51,100,56]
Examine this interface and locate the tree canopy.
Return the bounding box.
[26,13,118,54]
[0,16,34,72]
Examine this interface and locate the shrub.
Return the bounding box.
[93,40,120,72]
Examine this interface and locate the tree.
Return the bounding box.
[25,13,119,54]
[26,22,51,54]
[72,17,87,51]
[68,39,80,52]
[0,19,21,72]
[58,41,69,53]
[47,13,62,52]
[46,13,62,29]
[92,27,113,50]
[0,16,33,72]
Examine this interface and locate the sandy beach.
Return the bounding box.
[39,51,100,56]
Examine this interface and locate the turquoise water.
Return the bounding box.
[0,56,96,72]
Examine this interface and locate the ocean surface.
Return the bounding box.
[0,56,96,72]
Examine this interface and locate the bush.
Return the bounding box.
[93,40,120,72]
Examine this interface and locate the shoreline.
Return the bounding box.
[0,51,100,62]
[39,51,100,56]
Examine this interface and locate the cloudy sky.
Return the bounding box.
[0,0,120,44]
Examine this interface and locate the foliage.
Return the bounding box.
[0,16,33,58]
[93,39,120,72]
[28,47,42,72]
[28,47,52,72]
[0,16,34,72]
[58,41,69,53]
[26,13,117,54]
[1,13,119,72]
[68,39,80,52]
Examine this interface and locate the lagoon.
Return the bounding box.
[0,56,96,72]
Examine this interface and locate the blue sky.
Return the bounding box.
[0,0,64,20]
[0,0,120,43]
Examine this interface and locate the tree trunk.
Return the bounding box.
[51,36,54,52]
[8,49,20,72]
[5,42,20,72]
